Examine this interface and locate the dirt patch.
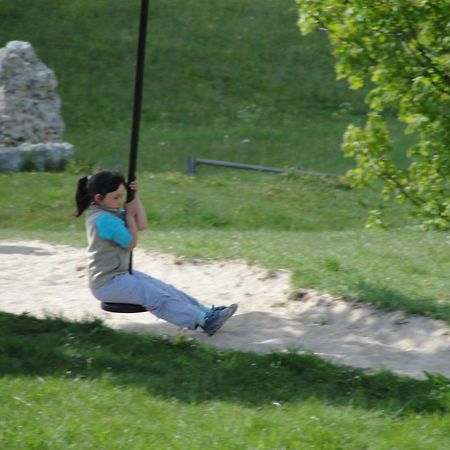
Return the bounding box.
[1,240,449,379]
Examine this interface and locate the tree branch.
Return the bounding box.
[404,21,450,90]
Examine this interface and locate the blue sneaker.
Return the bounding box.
[202,304,238,336]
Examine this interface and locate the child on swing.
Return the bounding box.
[75,170,237,336]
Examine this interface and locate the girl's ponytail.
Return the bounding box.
[74,176,91,217]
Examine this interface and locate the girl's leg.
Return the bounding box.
[91,272,205,330]
[133,270,210,311]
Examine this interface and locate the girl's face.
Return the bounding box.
[95,184,127,210]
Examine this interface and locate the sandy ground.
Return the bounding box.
[1,240,449,380]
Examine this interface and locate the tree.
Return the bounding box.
[297,0,450,229]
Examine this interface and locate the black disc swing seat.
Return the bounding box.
[100,0,149,316]
[101,302,147,313]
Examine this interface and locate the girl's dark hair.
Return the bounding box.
[74,170,126,217]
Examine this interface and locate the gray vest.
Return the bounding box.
[86,204,130,289]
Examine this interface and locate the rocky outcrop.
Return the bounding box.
[0,41,73,170]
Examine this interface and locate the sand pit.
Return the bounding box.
[1,240,449,379]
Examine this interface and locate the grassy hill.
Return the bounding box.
[0,0,374,172]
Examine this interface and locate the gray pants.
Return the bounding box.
[91,270,208,330]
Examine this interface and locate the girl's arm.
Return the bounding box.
[128,181,148,231]
[133,197,148,231]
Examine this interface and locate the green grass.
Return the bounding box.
[64,116,371,175]
[1,313,449,449]
[1,0,449,448]
[0,0,416,182]
[0,0,365,126]
[0,0,414,176]
[0,0,379,174]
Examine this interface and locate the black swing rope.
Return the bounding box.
[101,0,149,314]
[128,0,149,273]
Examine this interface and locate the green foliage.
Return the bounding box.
[297,0,450,229]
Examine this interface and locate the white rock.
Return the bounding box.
[0,41,73,170]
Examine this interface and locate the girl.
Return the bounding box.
[75,170,237,336]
